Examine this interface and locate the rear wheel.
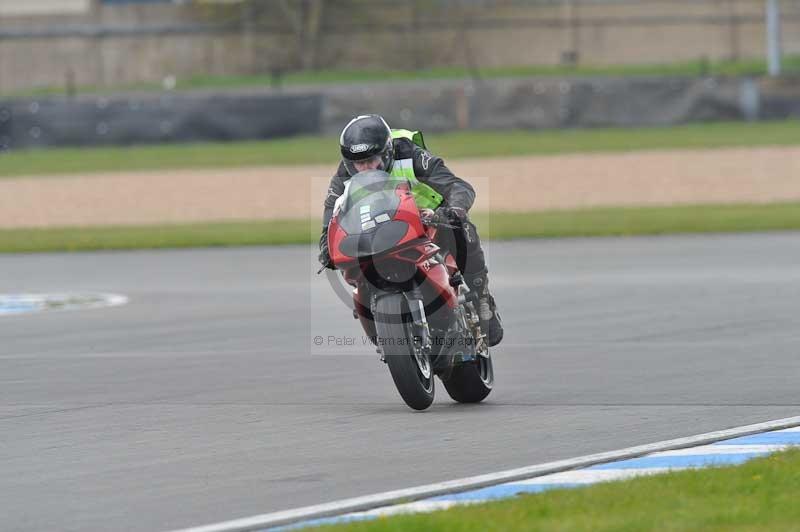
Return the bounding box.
[374,293,435,411]
[442,354,493,404]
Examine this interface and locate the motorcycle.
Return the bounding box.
[324,169,494,410]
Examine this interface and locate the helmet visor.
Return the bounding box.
[344,154,385,176]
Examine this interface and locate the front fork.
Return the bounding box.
[405,286,432,355]
[369,287,432,362]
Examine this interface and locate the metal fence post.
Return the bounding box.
[766,0,782,77]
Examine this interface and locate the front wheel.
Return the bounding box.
[442,355,493,404]
[374,293,434,411]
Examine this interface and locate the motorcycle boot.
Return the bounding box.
[464,272,504,347]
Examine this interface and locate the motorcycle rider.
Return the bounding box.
[318,114,503,347]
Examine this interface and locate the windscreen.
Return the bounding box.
[336,170,412,259]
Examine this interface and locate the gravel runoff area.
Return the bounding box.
[1,146,799,229]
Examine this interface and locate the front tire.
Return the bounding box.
[374,293,435,411]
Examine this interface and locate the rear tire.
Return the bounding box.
[374,294,435,411]
[442,355,493,404]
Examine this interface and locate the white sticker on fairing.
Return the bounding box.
[0,293,129,316]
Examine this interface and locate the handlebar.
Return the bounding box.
[420,209,460,229]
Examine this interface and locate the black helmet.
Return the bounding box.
[339,114,394,176]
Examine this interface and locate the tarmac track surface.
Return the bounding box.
[1,233,799,531]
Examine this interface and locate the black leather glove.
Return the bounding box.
[318,248,331,267]
[318,241,334,270]
[435,206,469,225]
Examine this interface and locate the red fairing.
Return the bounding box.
[327,216,352,268]
[327,177,458,320]
[328,181,425,269]
[422,256,458,309]
[392,183,426,245]
[385,239,458,310]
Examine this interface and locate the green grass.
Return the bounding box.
[5,56,800,97]
[176,56,800,90]
[0,220,313,253]
[312,448,800,532]
[3,202,800,253]
[2,120,800,178]
[473,202,800,239]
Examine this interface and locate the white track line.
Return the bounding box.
[653,444,789,456]
[513,467,675,485]
[168,415,800,532]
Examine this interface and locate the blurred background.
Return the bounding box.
[1,0,799,148]
[0,0,799,248]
